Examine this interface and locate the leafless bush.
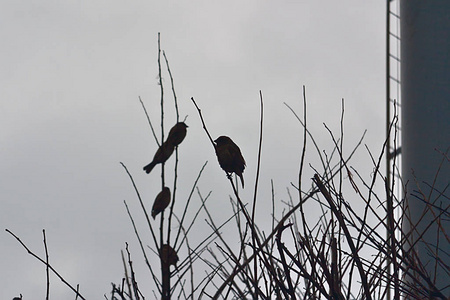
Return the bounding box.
[6,35,448,300]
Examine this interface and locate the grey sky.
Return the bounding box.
[1,1,386,298]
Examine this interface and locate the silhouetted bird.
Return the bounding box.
[166,122,188,147]
[160,244,179,267]
[143,142,175,174]
[151,187,171,219]
[214,136,246,188]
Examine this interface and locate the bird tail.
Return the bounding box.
[143,162,156,174]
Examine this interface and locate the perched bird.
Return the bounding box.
[166,122,188,147]
[214,136,246,188]
[143,142,175,174]
[159,244,179,267]
[151,187,171,219]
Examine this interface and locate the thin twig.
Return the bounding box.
[120,162,158,248]
[124,200,161,293]
[43,229,50,300]
[125,242,141,300]
[313,174,372,300]
[173,161,208,248]
[121,249,133,300]
[139,96,160,147]
[251,90,264,293]
[190,97,215,147]
[162,50,179,122]
[5,229,86,300]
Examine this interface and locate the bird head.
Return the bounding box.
[214,136,232,146]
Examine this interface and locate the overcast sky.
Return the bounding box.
[1,1,388,298]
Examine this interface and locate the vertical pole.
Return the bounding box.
[385,1,392,299]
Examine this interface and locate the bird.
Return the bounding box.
[143,141,175,174]
[159,244,179,267]
[214,136,246,188]
[151,187,171,219]
[166,122,188,147]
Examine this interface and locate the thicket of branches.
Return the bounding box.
[6,35,448,300]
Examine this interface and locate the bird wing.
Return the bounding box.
[216,145,234,172]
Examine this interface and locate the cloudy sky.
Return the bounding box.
[1,1,388,298]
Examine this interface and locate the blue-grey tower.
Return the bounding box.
[401,0,450,297]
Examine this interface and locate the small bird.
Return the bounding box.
[159,244,179,267]
[151,187,171,219]
[214,136,246,188]
[166,122,188,147]
[143,142,175,174]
